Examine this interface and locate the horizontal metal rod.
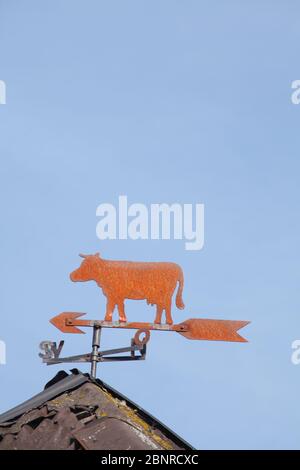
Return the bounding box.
[98,344,143,357]
[99,355,145,362]
[44,344,145,365]
[46,354,145,365]
[65,318,186,332]
[44,353,91,365]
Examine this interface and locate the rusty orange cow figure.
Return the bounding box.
[70,253,185,325]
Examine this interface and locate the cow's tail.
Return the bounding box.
[176,269,185,310]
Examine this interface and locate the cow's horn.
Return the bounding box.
[79,253,87,258]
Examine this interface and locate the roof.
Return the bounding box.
[0,369,194,450]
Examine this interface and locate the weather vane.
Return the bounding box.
[40,253,250,378]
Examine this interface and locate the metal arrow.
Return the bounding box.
[50,312,249,342]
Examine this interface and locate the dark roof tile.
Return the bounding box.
[0,369,193,450]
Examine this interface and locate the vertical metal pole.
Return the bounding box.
[90,326,101,378]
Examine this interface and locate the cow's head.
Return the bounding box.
[70,253,102,282]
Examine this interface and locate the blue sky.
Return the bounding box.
[0,1,300,449]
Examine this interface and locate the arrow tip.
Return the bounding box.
[50,312,86,334]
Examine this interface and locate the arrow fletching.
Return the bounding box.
[177,318,250,342]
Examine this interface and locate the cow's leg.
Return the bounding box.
[165,298,173,325]
[117,300,127,323]
[104,297,116,322]
[154,305,163,324]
